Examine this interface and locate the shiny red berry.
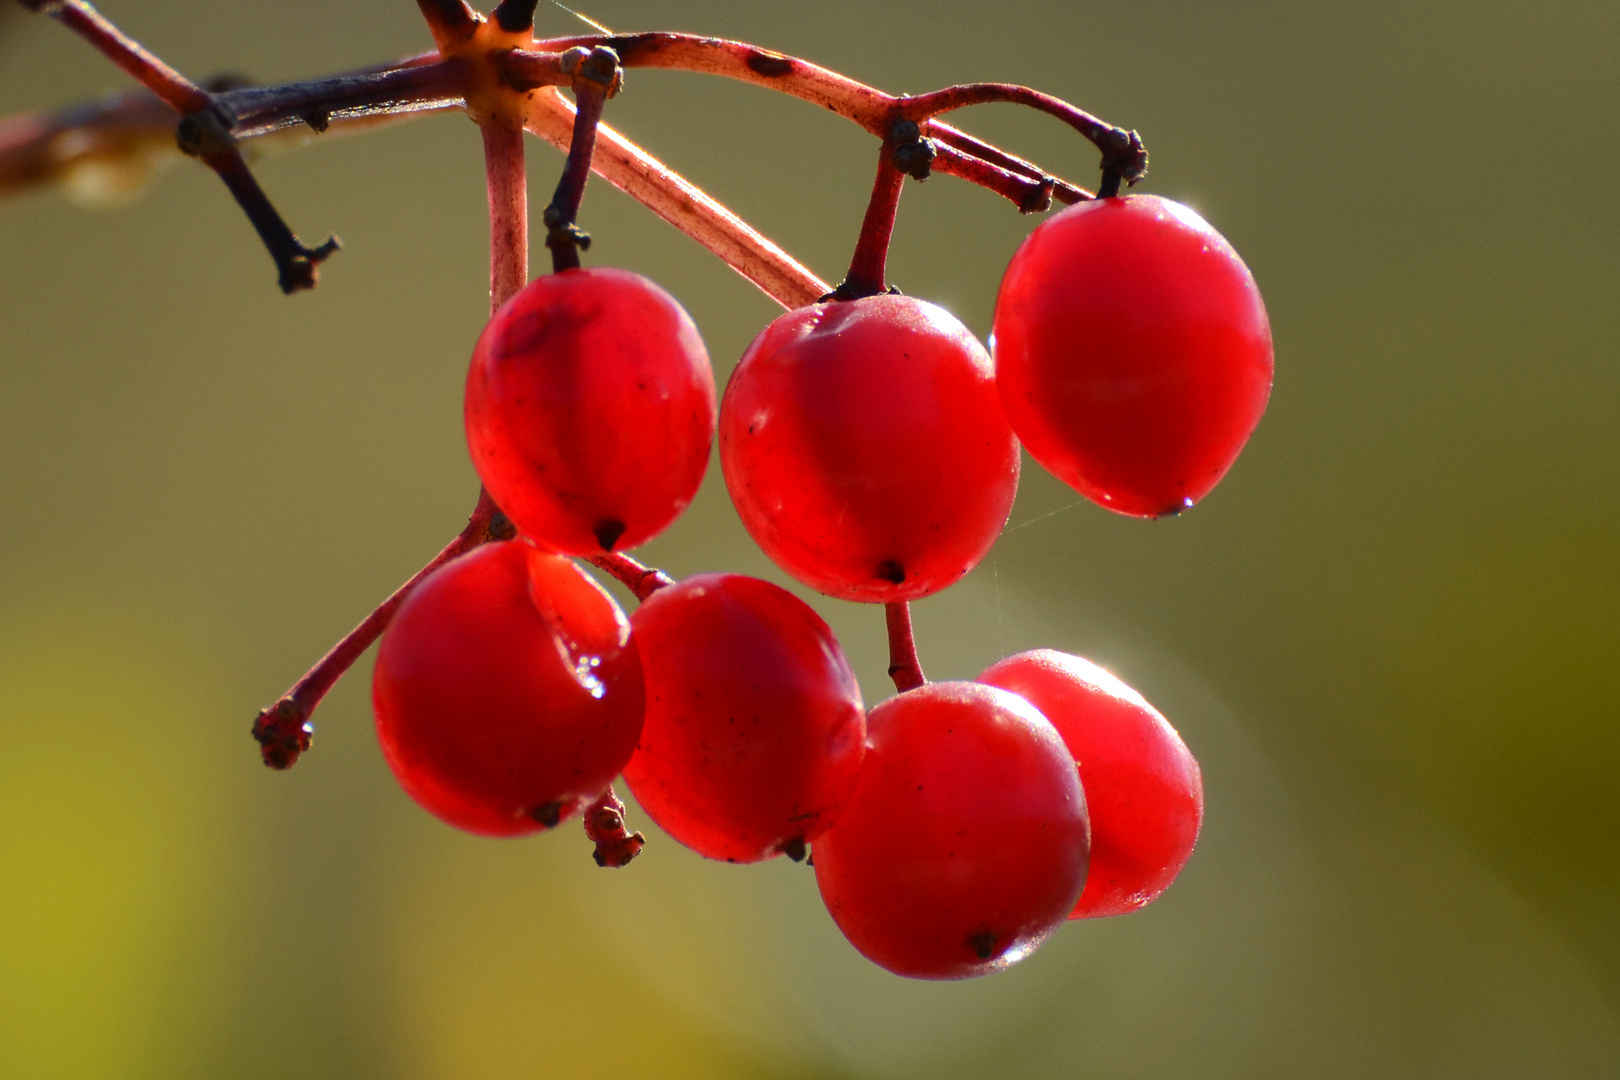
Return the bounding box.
[720,294,1019,603]
[992,194,1273,517]
[465,267,716,554]
[812,682,1089,979]
[622,573,866,863]
[979,649,1202,918]
[371,540,644,836]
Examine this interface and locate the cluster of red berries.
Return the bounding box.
[371,193,1273,980]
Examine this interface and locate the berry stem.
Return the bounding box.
[251,489,515,769]
[837,134,906,299]
[480,116,528,309]
[884,601,927,693]
[586,551,675,602]
[582,786,645,868]
[542,47,619,273]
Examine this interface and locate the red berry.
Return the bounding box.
[371,540,644,836]
[992,195,1273,518]
[465,267,716,554]
[720,294,1019,603]
[622,573,866,863]
[812,682,1089,979]
[979,649,1202,918]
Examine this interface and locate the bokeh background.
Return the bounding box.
[1,0,1616,1076]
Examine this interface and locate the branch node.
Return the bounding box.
[542,204,592,253]
[561,45,624,96]
[175,105,238,159]
[889,118,937,181]
[1099,126,1148,188]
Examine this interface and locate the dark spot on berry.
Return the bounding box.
[746,50,794,77]
[530,801,565,828]
[779,836,807,862]
[594,518,626,551]
[876,559,905,584]
[968,931,999,960]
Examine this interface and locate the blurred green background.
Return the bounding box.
[1,0,1616,1076]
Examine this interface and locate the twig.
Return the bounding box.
[541,46,619,272]
[480,117,528,308]
[251,490,514,769]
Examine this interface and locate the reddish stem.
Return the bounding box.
[931,142,1055,213]
[480,117,528,310]
[839,136,906,298]
[586,551,674,602]
[885,601,927,693]
[525,34,1140,184]
[901,83,1147,184]
[251,489,514,769]
[36,0,211,114]
[582,786,645,868]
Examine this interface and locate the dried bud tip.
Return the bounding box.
[252,699,313,769]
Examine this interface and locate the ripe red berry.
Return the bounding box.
[621,573,866,863]
[465,267,716,554]
[812,682,1089,979]
[992,194,1273,518]
[371,540,644,836]
[979,649,1202,918]
[720,294,1019,603]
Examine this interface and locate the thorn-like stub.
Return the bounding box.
[252,699,313,770]
[543,204,592,254]
[490,0,540,33]
[277,235,341,295]
[1019,177,1056,215]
